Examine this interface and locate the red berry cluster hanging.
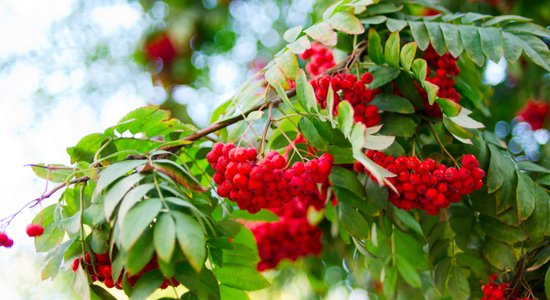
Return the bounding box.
[26,224,44,237]
[145,32,177,64]
[481,274,531,300]
[418,46,461,117]
[206,143,333,213]
[247,199,323,271]
[355,152,485,215]
[72,252,179,290]
[300,42,336,77]
[517,99,550,130]
[311,72,381,126]
[0,232,13,248]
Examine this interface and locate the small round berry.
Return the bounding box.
[461,154,479,168]
[361,72,374,84]
[26,224,44,237]
[444,167,459,182]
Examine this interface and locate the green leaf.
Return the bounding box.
[154,213,176,262]
[91,228,109,255]
[482,15,531,26]
[487,145,505,193]
[518,161,550,173]
[175,264,221,300]
[338,202,370,240]
[330,166,365,198]
[214,264,269,291]
[328,145,354,164]
[33,205,64,253]
[436,98,461,117]
[386,19,408,32]
[412,59,427,81]
[337,101,354,137]
[274,51,299,80]
[516,171,535,223]
[126,228,155,275]
[173,212,206,272]
[129,270,164,300]
[368,29,384,64]
[67,133,108,164]
[399,42,417,72]
[526,247,550,272]
[329,11,365,35]
[449,109,484,129]
[220,285,249,300]
[502,32,523,64]
[364,134,395,150]
[379,114,417,138]
[283,26,302,42]
[384,31,400,67]
[425,22,446,55]
[361,16,387,25]
[372,94,414,114]
[545,267,550,299]
[95,160,147,195]
[304,21,337,46]
[439,23,463,58]
[296,69,317,112]
[504,22,550,38]
[230,209,279,222]
[409,21,430,50]
[514,33,550,71]
[365,2,402,15]
[461,12,490,23]
[480,216,527,244]
[288,36,311,54]
[268,79,295,112]
[423,81,439,105]
[522,184,550,242]
[447,266,470,300]
[442,116,473,141]
[265,65,288,90]
[478,27,504,63]
[298,117,328,150]
[396,255,421,288]
[459,26,485,67]
[31,164,74,183]
[368,65,400,89]
[72,265,91,300]
[91,285,117,300]
[365,178,388,209]
[104,173,144,221]
[482,238,516,270]
[116,184,155,227]
[122,199,162,250]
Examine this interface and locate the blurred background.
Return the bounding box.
[0,0,548,299]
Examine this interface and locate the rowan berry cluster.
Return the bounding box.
[0,232,13,248]
[26,224,44,237]
[300,42,336,77]
[517,99,549,130]
[355,152,485,215]
[311,72,381,126]
[418,46,461,117]
[248,200,323,271]
[481,274,531,300]
[72,252,179,290]
[206,143,333,213]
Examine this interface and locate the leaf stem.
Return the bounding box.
[427,122,459,165]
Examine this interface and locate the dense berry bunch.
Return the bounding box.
[419,46,461,117]
[311,72,381,126]
[145,32,177,63]
[72,252,179,290]
[206,143,333,213]
[517,99,550,130]
[481,275,531,300]
[300,42,336,77]
[248,215,323,271]
[0,232,13,248]
[26,224,44,237]
[355,152,485,215]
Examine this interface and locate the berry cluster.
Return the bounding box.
[300,42,336,77]
[26,224,44,237]
[355,152,485,215]
[206,143,333,213]
[418,46,461,117]
[0,232,13,248]
[517,99,549,130]
[481,275,531,300]
[311,72,381,126]
[248,202,323,271]
[72,252,179,290]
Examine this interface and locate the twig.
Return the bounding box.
[427,122,459,165]
[259,103,274,155]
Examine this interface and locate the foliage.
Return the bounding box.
[5,0,550,299]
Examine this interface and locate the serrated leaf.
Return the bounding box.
[104,173,144,221]
[380,114,417,138]
[364,135,395,150]
[116,184,155,227]
[459,26,485,67]
[436,98,461,117]
[296,69,317,112]
[338,201,370,240]
[461,12,490,23]
[449,110,484,129]
[368,65,400,88]
[365,178,388,209]
[516,171,535,223]
[482,15,531,26]
[288,36,311,54]
[214,264,269,291]
[399,42,416,72]
[515,33,550,71]
[154,213,176,262]
[173,212,206,272]
[478,27,504,63]
[425,22,446,55]
[31,164,74,183]
[283,26,302,42]
[447,266,470,300]
[274,51,299,80]
[330,166,365,198]
[304,21,337,46]
[129,270,164,300]
[443,116,473,141]
[482,238,516,270]
[95,160,147,195]
[545,266,550,299]
[522,184,550,242]
[409,21,430,50]
[298,117,328,150]
[268,79,295,112]
[338,101,353,137]
[423,81,439,105]
[503,32,523,64]
[329,11,365,35]
[122,199,162,250]
[504,22,550,38]
[33,205,64,253]
[175,264,221,300]
[67,133,109,164]
[517,161,550,173]
[371,94,414,114]
[412,59,427,81]
[361,15,387,25]
[264,65,288,90]
[396,255,421,288]
[480,215,527,244]
[439,23,463,58]
[246,111,264,121]
[487,145,505,193]
[368,28,384,64]
[386,18,407,32]
[384,31,400,67]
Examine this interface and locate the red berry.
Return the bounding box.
[445,167,459,182]
[26,224,44,237]
[361,72,374,84]
[461,154,479,168]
